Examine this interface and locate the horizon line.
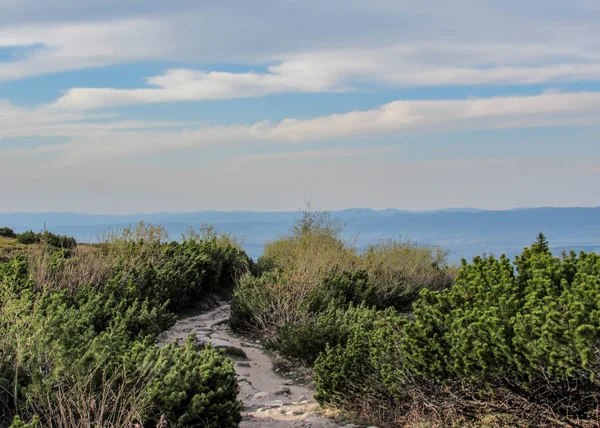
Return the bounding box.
[1,206,600,217]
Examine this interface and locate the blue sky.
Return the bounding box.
[1,0,599,213]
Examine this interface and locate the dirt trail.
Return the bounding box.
[159,303,346,428]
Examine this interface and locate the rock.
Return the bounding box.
[237,362,251,368]
[298,394,308,401]
[252,391,270,401]
[292,410,306,416]
[220,346,247,359]
[255,339,261,344]
[261,400,283,409]
[274,387,291,395]
[283,379,294,385]
[344,425,362,428]
[196,336,232,348]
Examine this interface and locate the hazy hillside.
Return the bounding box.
[1,207,599,262]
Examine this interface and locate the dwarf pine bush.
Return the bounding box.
[0,223,247,427]
[315,238,600,426]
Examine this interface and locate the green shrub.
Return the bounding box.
[9,416,39,428]
[305,270,375,313]
[314,238,600,426]
[401,241,600,422]
[16,230,37,245]
[229,272,283,332]
[0,224,248,426]
[134,336,241,427]
[268,303,387,364]
[314,308,407,426]
[15,230,76,249]
[0,227,17,239]
[261,266,451,364]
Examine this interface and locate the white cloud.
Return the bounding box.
[0,0,599,95]
[52,46,600,109]
[3,91,600,164]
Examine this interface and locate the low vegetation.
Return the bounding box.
[231,207,600,427]
[3,209,599,427]
[231,206,454,336]
[0,223,249,427]
[313,236,600,426]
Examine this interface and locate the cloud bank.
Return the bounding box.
[2,91,600,164]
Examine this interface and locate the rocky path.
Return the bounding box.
[159,303,345,428]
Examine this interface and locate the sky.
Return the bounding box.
[1,0,599,214]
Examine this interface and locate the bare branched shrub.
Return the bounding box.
[27,244,114,294]
[362,238,457,309]
[262,205,357,288]
[25,222,173,295]
[182,224,243,250]
[234,205,455,333]
[102,222,169,271]
[30,361,156,428]
[235,206,359,331]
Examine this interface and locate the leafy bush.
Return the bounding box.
[268,302,387,364]
[135,337,241,427]
[0,223,248,426]
[314,309,407,427]
[402,242,600,419]
[315,236,600,426]
[9,416,39,428]
[15,230,76,249]
[0,227,16,239]
[15,230,37,245]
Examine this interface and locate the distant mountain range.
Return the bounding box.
[1,207,599,262]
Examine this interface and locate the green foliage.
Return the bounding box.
[268,303,386,364]
[136,337,241,427]
[314,309,407,425]
[15,230,37,245]
[402,249,600,390]
[305,270,375,313]
[9,415,39,428]
[0,224,248,426]
[313,239,600,426]
[15,230,76,249]
[0,227,17,239]
[230,271,301,333]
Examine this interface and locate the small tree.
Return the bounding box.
[533,231,550,254]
